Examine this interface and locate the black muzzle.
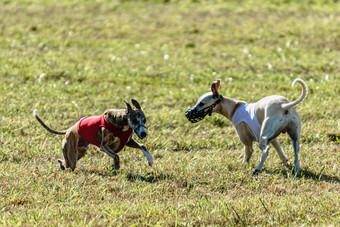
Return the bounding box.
[185,95,223,123]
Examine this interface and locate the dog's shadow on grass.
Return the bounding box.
[124,172,174,183]
[79,169,173,183]
[267,167,340,183]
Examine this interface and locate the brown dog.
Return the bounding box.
[34,99,153,171]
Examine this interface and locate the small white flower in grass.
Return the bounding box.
[140,50,147,56]
[285,41,291,47]
[10,40,16,48]
[309,78,314,82]
[135,43,140,48]
[181,88,185,92]
[145,65,153,72]
[212,72,217,76]
[65,80,70,85]
[164,54,169,60]
[72,101,78,108]
[316,86,319,90]
[267,63,272,70]
[126,86,131,90]
[243,48,249,54]
[111,56,116,61]
[325,74,329,80]
[277,47,282,52]
[38,73,45,83]
[315,133,319,138]
[228,77,233,82]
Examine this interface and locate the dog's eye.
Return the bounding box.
[199,102,205,107]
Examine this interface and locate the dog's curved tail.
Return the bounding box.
[282,78,308,110]
[33,109,66,135]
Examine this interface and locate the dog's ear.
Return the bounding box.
[131,99,142,110]
[211,79,221,97]
[123,100,133,112]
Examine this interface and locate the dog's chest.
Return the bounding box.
[96,128,121,151]
[232,103,261,142]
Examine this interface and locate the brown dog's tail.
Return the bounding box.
[33,109,66,135]
[282,78,308,110]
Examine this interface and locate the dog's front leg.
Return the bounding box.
[243,145,254,163]
[126,138,153,166]
[100,145,120,170]
[99,127,120,170]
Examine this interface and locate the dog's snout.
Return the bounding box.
[185,109,190,117]
[185,107,204,123]
[185,108,194,119]
[140,131,147,138]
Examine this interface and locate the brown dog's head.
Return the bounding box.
[124,99,147,139]
[185,79,223,123]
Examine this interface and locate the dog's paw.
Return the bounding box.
[253,169,262,175]
[144,152,153,166]
[147,157,154,167]
[58,159,66,170]
[293,169,301,178]
[141,147,153,166]
[284,160,291,167]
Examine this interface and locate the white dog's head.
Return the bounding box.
[185,79,223,123]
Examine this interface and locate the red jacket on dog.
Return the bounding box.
[77,114,132,153]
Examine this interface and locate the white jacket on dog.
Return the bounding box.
[232,103,261,142]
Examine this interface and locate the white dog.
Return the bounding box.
[185,79,308,176]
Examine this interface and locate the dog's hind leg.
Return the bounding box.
[259,115,286,151]
[270,138,289,167]
[60,129,79,171]
[288,128,301,177]
[253,146,270,175]
[77,138,89,161]
[255,115,287,175]
[126,138,153,166]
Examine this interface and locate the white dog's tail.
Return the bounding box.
[282,78,308,110]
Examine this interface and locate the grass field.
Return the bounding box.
[0,0,339,225]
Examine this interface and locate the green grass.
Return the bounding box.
[0,0,339,225]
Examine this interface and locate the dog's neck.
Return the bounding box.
[104,109,130,131]
[214,96,245,121]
